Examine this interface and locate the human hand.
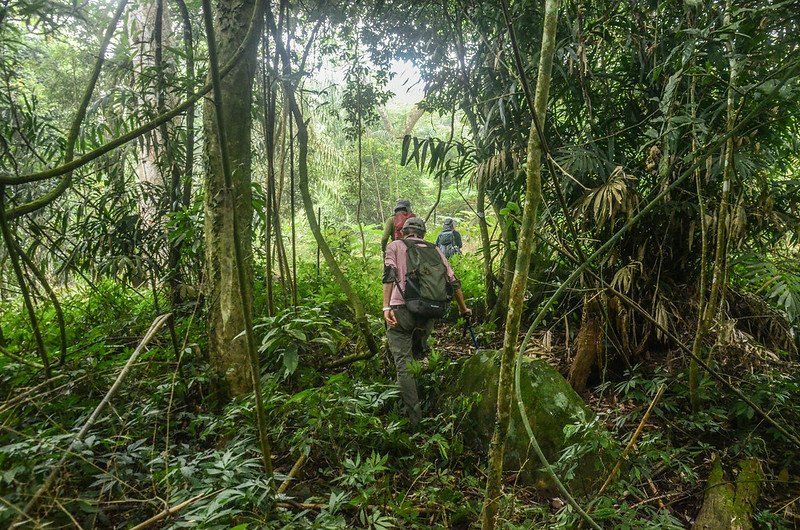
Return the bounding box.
[384,309,397,328]
[460,307,472,320]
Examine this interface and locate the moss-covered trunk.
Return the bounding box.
[692,456,763,530]
[203,0,261,398]
[481,0,560,527]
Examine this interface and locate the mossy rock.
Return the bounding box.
[440,351,612,495]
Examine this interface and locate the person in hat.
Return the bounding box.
[435,218,463,260]
[382,216,471,425]
[381,199,416,254]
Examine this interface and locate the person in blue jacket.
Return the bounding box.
[435,218,462,260]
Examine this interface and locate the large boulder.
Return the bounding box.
[440,351,612,495]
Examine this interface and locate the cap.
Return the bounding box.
[394,199,411,211]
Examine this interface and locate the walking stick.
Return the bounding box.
[462,318,479,348]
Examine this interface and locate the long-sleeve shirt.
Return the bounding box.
[380,216,395,252]
[383,235,460,307]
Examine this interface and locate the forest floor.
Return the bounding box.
[1,280,799,528]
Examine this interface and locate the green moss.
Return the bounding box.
[441,351,611,495]
[693,456,763,530]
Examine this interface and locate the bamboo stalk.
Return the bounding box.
[598,384,666,495]
[482,1,570,528]
[129,491,218,530]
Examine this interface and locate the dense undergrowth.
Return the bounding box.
[2,249,800,528]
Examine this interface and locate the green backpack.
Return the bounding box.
[399,239,452,318]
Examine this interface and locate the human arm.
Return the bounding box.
[454,230,462,248]
[436,247,470,316]
[453,287,471,317]
[382,242,398,327]
[382,282,397,327]
[381,217,393,253]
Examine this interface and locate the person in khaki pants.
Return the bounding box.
[382,217,471,425]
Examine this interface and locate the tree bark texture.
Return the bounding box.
[692,456,763,530]
[130,0,174,229]
[481,0,560,527]
[203,0,261,398]
[568,294,603,394]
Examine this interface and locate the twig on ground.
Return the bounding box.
[54,499,85,530]
[0,374,68,412]
[0,345,44,369]
[11,313,171,526]
[630,490,687,509]
[129,490,218,530]
[326,350,375,369]
[598,384,666,495]
[0,495,39,527]
[278,452,308,494]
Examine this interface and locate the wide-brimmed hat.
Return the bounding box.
[394,199,411,212]
[402,216,426,233]
[443,218,455,230]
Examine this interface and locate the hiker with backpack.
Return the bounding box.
[435,218,462,260]
[382,216,471,425]
[381,199,416,255]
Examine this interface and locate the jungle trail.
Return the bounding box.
[1,0,799,528]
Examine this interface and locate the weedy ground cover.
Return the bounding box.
[1,269,800,528]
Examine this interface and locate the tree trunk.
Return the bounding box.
[481,0,559,527]
[692,456,763,530]
[569,294,603,394]
[203,0,262,398]
[453,11,495,313]
[130,0,172,229]
[489,198,515,325]
[476,170,496,312]
[172,0,195,293]
[260,35,276,316]
[267,7,378,358]
[400,104,425,137]
[690,0,737,411]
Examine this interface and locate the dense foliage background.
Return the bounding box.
[1,0,799,527]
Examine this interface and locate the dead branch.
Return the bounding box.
[278,452,308,494]
[129,490,218,530]
[11,313,171,526]
[598,384,666,495]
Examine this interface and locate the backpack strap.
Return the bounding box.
[401,238,435,250]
